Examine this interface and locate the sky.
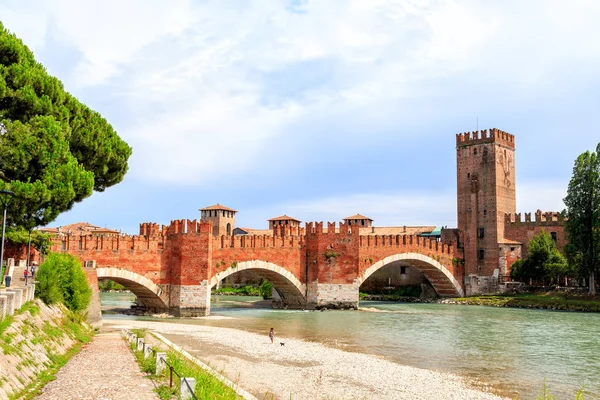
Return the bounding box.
[1,0,599,234]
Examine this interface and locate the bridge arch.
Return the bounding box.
[97,267,168,311]
[357,253,464,297]
[210,260,306,307]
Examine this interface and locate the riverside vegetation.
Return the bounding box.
[128,328,240,400]
[212,280,273,299]
[442,291,600,312]
[0,253,94,399]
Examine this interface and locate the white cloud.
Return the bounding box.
[276,191,457,227]
[517,180,568,214]
[2,0,600,187]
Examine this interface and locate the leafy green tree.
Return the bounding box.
[510,230,568,285]
[5,226,52,255]
[35,253,91,312]
[563,144,600,295]
[0,22,131,228]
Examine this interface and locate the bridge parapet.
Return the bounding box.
[213,234,304,249]
[359,234,454,255]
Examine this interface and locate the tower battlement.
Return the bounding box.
[504,211,566,225]
[456,128,515,149]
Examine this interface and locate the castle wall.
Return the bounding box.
[504,212,567,257]
[210,233,305,282]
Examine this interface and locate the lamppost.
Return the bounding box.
[0,190,15,282]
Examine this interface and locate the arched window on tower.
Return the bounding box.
[227,223,231,236]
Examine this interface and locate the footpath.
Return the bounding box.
[34,330,158,400]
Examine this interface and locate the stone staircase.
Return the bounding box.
[0,258,36,320]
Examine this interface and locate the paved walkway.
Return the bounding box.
[35,330,158,400]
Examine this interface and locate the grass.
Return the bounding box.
[6,306,94,400]
[9,340,88,400]
[451,291,600,312]
[127,331,241,399]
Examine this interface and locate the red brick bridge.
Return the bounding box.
[54,219,463,316]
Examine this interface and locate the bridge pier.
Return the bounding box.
[169,281,211,317]
[307,281,359,310]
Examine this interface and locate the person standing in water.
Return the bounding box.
[269,328,275,344]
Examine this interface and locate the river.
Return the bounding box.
[101,292,600,399]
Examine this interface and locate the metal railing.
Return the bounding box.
[124,330,198,400]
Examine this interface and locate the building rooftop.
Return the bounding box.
[39,222,120,236]
[234,227,273,236]
[365,226,436,236]
[200,204,237,212]
[268,214,301,222]
[343,214,373,221]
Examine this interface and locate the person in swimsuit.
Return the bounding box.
[269,328,274,343]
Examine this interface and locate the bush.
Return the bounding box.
[98,279,126,291]
[259,280,273,300]
[35,253,91,312]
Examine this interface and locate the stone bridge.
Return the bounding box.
[53,220,463,316]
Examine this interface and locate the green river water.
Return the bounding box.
[101,293,600,399]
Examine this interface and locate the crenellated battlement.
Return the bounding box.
[456,128,515,149]
[504,210,566,225]
[272,224,305,237]
[358,234,453,255]
[305,221,359,235]
[212,232,304,249]
[139,222,167,237]
[51,231,166,252]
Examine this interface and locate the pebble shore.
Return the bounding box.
[107,319,508,400]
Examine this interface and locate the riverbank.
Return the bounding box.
[441,291,600,312]
[105,319,508,400]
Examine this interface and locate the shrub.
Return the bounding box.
[259,280,273,300]
[35,253,91,312]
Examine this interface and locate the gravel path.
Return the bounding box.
[35,330,158,400]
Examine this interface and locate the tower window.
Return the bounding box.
[551,232,557,242]
[467,173,470,179]
[478,249,485,259]
[483,209,487,217]
[474,148,478,155]
[400,266,407,275]
[478,227,485,238]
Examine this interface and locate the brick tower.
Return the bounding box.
[456,128,516,277]
[200,204,236,236]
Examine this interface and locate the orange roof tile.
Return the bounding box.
[267,214,301,222]
[343,214,373,221]
[200,204,237,212]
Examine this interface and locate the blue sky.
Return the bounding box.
[1,0,599,234]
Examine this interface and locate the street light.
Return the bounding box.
[0,190,15,283]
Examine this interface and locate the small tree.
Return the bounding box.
[259,280,273,300]
[511,230,568,285]
[35,253,91,312]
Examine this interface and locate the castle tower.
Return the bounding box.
[456,128,516,277]
[199,204,237,236]
[268,215,302,235]
[343,214,373,229]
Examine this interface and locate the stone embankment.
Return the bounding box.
[0,298,79,399]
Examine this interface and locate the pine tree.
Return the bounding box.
[0,22,131,228]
